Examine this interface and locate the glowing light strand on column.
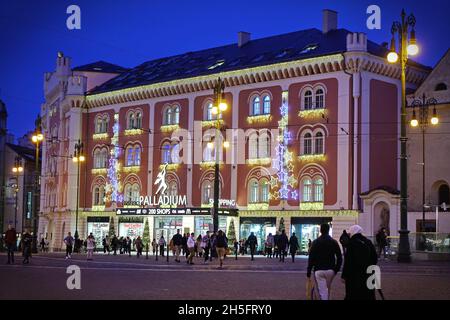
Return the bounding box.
[105,113,123,203]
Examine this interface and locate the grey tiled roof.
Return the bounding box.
[73,60,129,74]
[88,28,430,95]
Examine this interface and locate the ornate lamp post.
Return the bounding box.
[410,94,438,232]
[12,156,23,231]
[211,78,229,233]
[386,9,419,263]
[31,116,44,253]
[72,139,85,252]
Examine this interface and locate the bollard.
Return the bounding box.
[155,244,158,261]
[146,244,148,260]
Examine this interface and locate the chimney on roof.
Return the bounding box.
[322,9,337,34]
[238,31,251,47]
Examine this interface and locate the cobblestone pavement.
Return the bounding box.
[1,252,449,300]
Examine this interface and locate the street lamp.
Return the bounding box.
[73,139,85,252]
[212,78,230,233]
[410,94,438,233]
[12,156,23,231]
[387,9,419,263]
[31,116,44,253]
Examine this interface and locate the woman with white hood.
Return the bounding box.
[341,225,378,300]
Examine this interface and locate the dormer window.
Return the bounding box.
[300,44,319,54]
[435,83,447,91]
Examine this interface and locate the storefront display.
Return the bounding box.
[154,216,183,241]
[118,217,144,239]
[291,217,332,254]
[87,217,110,247]
[195,216,227,235]
[240,217,276,253]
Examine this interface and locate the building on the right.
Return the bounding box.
[359,49,450,240]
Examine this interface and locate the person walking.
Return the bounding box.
[187,233,196,265]
[171,229,183,262]
[215,230,228,268]
[265,233,274,259]
[246,232,258,261]
[196,234,203,258]
[135,236,143,258]
[375,228,388,259]
[21,229,33,264]
[40,238,45,252]
[274,231,280,259]
[181,233,188,258]
[210,232,217,261]
[86,233,95,261]
[202,232,211,264]
[64,232,74,259]
[289,232,300,263]
[159,235,166,257]
[126,237,132,257]
[277,230,289,262]
[5,225,17,264]
[307,224,342,300]
[151,238,157,255]
[111,235,118,256]
[339,230,350,256]
[307,239,312,255]
[233,240,239,260]
[342,225,378,300]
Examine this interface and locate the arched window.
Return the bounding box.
[173,106,180,124]
[261,180,270,203]
[134,146,141,165]
[438,184,450,206]
[168,181,178,197]
[252,96,261,115]
[171,143,180,164]
[124,184,133,202]
[314,177,324,202]
[304,90,313,110]
[128,112,135,129]
[135,112,142,129]
[202,181,212,204]
[93,187,100,205]
[315,132,324,154]
[303,133,312,155]
[164,107,173,125]
[315,88,324,109]
[263,95,271,114]
[249,180,259,203]
[206,103,215,121]
[162,143,171,164]
[249,133,258,159]
[95,117,104,134]
[302,178,312,202]
[126,147,134,166]
[102,116,108,133]
[93,149,101,168]
[131,184,140,201]
[259,132,270,158]
[99,186,105,205]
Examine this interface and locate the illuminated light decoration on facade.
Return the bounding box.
[247,203,270,211]
[91,205,106,212]
[291,189,299,200]
[105,113,123,203]
[246,158,272,166]
[124,128,143,136]
[300,202,325,211]
[201,119,224,128]
[92,133,109,140]
[246,114,272,124]
[239,209,359,218]
[199,161,224,169]
[298,154,326,162]
[270,91,297,200]
[298,109,328,119]
[91,168,107,175]
[160,124,180,133]
[122,165,140,173]
[159,163,179,171]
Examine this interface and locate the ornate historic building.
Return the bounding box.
[38,10,431,252]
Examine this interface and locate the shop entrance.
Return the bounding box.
[240,217,276,254]
[154,216,183,242]
[291,217,332,255]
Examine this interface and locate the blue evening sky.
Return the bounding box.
[1,0,449,138]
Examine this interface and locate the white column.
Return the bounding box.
[352,72,361,209]
[187,96,195,206]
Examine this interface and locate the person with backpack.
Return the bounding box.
[215,230,228,268]
[342,225,378,300]
[246,232,258,261]
[307,224,342,300]
[289,232,300,262]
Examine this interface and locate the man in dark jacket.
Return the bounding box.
[342,225,378,300]
[172,229,183,262]
[5,225,17,264]
[22,229,33,264]
[375,228,388,259]
[307,224,342,300]
[277,230,289,262]
[339,230,350,255]
[246,232,258,261]
[289,232,299,263]
[273,232,280,259]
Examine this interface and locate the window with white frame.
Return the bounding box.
[258,132,270,158]
[249,133,258,159]
[202,181,213,204]
[252,96,261,115]
[127,112,136,129]
[315,88,324,109]
[162,143,171,164]
[163,105,180,125]
[94,148,108,168]
[126,144,141,166]
[95,116,108,134]
[205,102,221,121]
[314,132,324,154]
[314,177,324,202]
[167,181,178,197]
[173,106,180,124]
[260,179,270,203]
[302,178,313,202]
[93,186,100,205]
[249,180,259,203]
[135,111,142,129]
[304,90,313,110]
[303,133,312,155]
[262,95,271,114]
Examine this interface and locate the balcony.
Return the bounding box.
[246,114,272,125]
